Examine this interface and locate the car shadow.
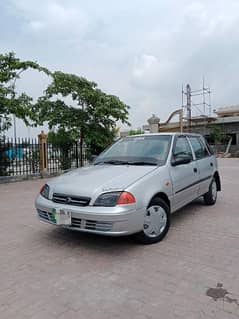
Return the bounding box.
[35,197,213,252]
[37,225,139,255]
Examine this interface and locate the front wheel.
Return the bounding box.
[204,177,217,205]
[136,198,170,244]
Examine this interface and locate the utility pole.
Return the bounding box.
[13,116,17,141]
[12,69,24,141]
[186,84,192,132]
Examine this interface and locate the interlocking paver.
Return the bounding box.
[0,158,239,318]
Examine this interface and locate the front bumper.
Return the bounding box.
[35,194,145,236]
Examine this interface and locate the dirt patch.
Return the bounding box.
[206,283,239,306]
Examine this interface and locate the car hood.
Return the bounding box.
[48,164,157,198]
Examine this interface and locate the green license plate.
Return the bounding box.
[51,208,71,225]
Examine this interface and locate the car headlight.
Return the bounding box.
[94,191,136,207]
[40,184,50,199]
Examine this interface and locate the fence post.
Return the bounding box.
[38,131,48,176]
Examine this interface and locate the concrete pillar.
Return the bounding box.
[147,114,160,133]
[38,131,48,176]
[236,133,239,146]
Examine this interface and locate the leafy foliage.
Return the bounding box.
[0,52,50,174]
[128,128,144,136]
[48,128,77,170]
[208,125,224,144]
[33,71,130,154]
[84,126,119,155]
[0,51,50,135]
[0,52,130,169]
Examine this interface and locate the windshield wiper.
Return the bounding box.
[94,160,129,165]
[126,161,157,166]
[95,160,157,166]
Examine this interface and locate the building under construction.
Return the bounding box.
[147,107,239,142]
[144,83,239,155]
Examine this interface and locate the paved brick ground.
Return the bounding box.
[0,158,239,319]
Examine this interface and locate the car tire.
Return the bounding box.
[204,177,217,205]
[136,198,171,244]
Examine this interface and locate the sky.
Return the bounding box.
[1,0,239,138]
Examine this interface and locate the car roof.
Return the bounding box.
[125,132,203,138]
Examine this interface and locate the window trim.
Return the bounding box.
[188,136,211,160]
[201,137,214,155]
[171,135,194,164]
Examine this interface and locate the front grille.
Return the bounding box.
[85,220,113,232]
[37,209,56,223]
[52,193,91,206]
[71,217,112,232]
[37,210,113,232]
[71,217,82,228]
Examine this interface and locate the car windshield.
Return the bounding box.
[94,135,172,166]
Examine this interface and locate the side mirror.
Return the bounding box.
[171,154,192,166]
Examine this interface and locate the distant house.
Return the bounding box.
[145,106,239,151]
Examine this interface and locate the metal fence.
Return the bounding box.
[0,138,40,177]
[47,142,88,174]
[0,138,88,177]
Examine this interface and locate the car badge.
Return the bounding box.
[66,197,72,203]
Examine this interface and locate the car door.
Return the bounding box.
[169,135,200,211]
[188,136,214,196]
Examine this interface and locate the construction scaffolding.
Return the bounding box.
[182,79,212,132]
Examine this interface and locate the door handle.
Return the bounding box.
[193,167,198,173]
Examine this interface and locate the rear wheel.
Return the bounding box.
[204,177,217,205]
[136,198,170,244]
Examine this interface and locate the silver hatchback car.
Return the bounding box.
[35,133,221,244]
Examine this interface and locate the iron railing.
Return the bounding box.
[47,142,88,173]
[0,138,88,177]
[0,138,40,176]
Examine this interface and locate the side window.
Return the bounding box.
[189,137,209,160]
[173,136,193,159]
[204,139,214,155]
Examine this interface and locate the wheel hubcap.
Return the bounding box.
[211,181,217,201]
[143,205,167,238]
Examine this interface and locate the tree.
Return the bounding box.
[84,126,119,156]
[0,53,130,172]
[0,52,50,135]
[128,128,144,136]
[208,125,224,144]
[0,52,49,175]
[48,128,77,170]
[33,71,130,162]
